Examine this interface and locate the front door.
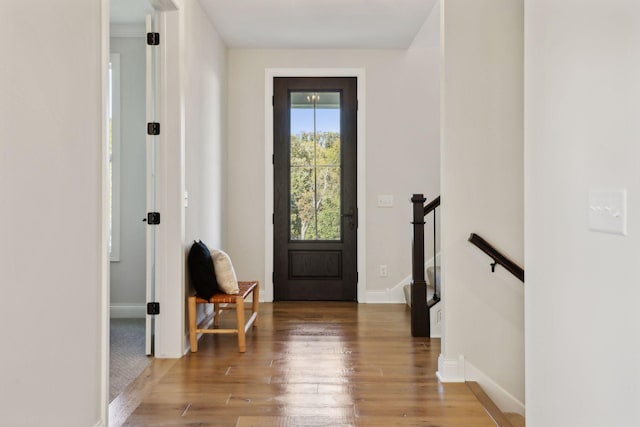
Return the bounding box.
[273,77,358,301]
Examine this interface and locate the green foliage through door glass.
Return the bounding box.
[290,130,341,240]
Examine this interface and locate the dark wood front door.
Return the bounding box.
[273,77,357,301]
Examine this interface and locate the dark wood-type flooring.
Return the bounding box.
[111,302,498,426]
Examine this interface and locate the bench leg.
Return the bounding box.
[214,302,220,326]
[252,285,259,327]
[236,296,246,353]
[188,296,198,353]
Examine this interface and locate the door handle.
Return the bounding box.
[342,208,356,230]
[341,208,355,218]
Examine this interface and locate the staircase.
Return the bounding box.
[403,266,440,305]
[403,266,441,337]
[409,194,440,337]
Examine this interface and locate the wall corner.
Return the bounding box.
[436,353,465,382]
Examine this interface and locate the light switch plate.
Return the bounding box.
[588,189,627,235]
[377,194,393,208]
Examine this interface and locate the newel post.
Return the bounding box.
[411,194,429,337]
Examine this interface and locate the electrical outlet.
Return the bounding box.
[379,265,388,277]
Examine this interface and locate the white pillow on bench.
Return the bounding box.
[210,249,240,294]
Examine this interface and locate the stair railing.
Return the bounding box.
[410,194,440,337]
[468,233,524,282]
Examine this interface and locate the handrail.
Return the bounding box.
[423,196,440,216]
[468,233,524,282]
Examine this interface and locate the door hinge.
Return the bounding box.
[272,154,274,164]
[146,212,160,225]
[147,302,160,315]
[147,122,160,135]
[272,213,274,224]
[272,271,275,283]
[147,32,160,46]
[357,272,359,283]
[272,95,274,106]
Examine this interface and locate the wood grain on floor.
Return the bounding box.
[114,302,499,427]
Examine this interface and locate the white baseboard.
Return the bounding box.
[110,303,145,318]
[437,353,466,382]
[465,359,525,416]
[365,283,407,303]
[437,354,525,415]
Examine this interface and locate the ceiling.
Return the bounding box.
[111,0,437,49]
[199,0,437,49]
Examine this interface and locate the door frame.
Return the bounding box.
[101,0,183,423]
[264,68,367,302]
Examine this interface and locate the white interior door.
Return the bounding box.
[145,12,159,356]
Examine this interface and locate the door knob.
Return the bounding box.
[341,208,355,217]
[342,208,356,230]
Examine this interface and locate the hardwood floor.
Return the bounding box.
[114,302,498,426]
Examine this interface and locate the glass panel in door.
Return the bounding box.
[289,92,341,241]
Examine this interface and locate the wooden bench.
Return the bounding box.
[187,281,259,353]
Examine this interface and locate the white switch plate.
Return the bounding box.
[377,194,393,207]
[588,189,627,235]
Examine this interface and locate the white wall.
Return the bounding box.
[226,3,440,301]
[439,0,524,413]
[184,0,227,250]
[183,0,228,334]
[525,0,640,425]
[0,1,106,425]
[110,36,147,315]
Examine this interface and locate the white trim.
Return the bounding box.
[437,353,466,382]
[264,68,367,302]
[109,53,121,262]
[365,289,406,303]
[110,304,146,318]
[144,12,156,357]
[100,0,110,425]
[436,355,524,414]
[465,359,525,416]
[110,23,145,38]
[153,2,185,359]
[149,0,180,11]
